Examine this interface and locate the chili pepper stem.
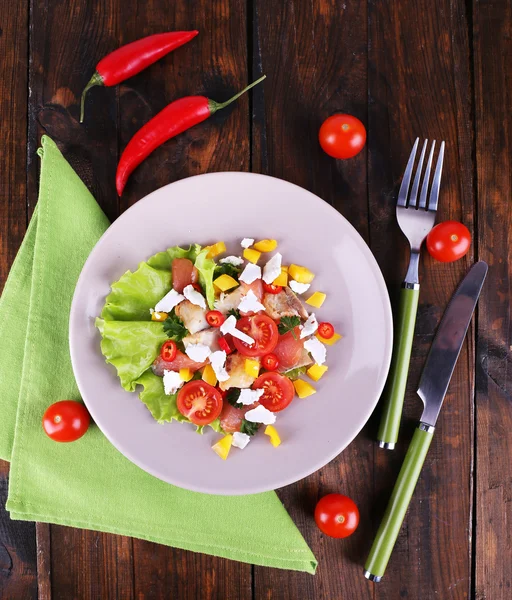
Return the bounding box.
[208,75,266,114]
[80,71,104,123]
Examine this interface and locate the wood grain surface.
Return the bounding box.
[0,0,510,598]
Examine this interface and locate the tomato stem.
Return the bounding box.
[209,75,266,114]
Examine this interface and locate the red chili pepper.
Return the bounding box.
[80,31,199,122]
[115,75,266,196]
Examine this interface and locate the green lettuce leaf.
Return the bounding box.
[194,249,216,309]
[96,318,167,391]
[135,370,187,424]
[101,245,201,321]
[196,419,222,434]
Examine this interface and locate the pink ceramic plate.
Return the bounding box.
[70,173,392,495]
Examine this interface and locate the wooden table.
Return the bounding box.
[1,0,510,598]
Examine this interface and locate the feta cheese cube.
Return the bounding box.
[163,370,184,395]
[238,290,265,314]
[244,404,277,425]
[300,313,318,339]
[183,284,206,309]
[154,289,184,312]
[232,432,251,449]
[262,253,282,283]
[185,343,211,363]
[219,256,244,266]
[241,238,255,249]
[209,350,229,382]
[237,388,265,406]
[239,263,262,284]
[289,280,311,294]
[304,336,327,365]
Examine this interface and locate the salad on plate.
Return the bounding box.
[96,238,342,459]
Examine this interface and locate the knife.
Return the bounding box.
[364,261,488,582]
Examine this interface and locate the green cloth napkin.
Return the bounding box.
[0,136,317,574]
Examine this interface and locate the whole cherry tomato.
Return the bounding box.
[314,494,360,538]
[319,114,366,159]
[42,400,90,442]
[426,220,471,262]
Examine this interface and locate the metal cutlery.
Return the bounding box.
[365,261,488,581]
[377,138,445,449]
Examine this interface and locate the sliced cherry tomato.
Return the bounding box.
[319,114,366,159]
[318,322,335,339]
[253,372,295,412]
[218,336,233,355]
[262,353,279,371]
[262,281,283,295]
[192,282,203,292]
[160,340,177,362]
[273,328,304,369]
[206,310,225,327]
[232,314,279,357]
[177,381,223,426]
[314,494,360,538]
[172,258,198,293]
[426,221,471,263]
[42,400,90,442]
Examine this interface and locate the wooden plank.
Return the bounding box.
[252,1,374,598]
[36,523,52,600]
[28,0,119,221]
[27,1,136,598]
[115,1,254,598]
[473,0,512,597]
[367,0,475,598]
[0,0,37,598]
[0,462,37,600]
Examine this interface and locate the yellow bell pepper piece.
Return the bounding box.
[254,239,278,252]
[316,332,342,346]
[243,248,261,264]
[281,265,289,273]
[202,364,217,386]
[205,242,226,258]
[305,291,326,308]
[307,364,328,382]
[151,311,168,322]
[214,274,239,292]
[244,359,260,378]
[289,264,315,284]
[273,267,288,287]
[179,368,193,382]
[264,425,281,447]
[293,379,317,399]
[212,434,233,460]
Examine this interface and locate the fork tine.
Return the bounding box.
[419,141,435,209]
[408,139,428,208]
[397,138,419,207]
[428,141,445,212]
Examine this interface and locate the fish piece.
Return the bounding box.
[262,286,308,320]
[182,327,220,351]
[277,346,313,373]
[152,350,206,376]
[219,353,260,391]
[175,299,208,334]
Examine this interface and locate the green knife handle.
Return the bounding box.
[364,425,433,581]
[377,285,420,448]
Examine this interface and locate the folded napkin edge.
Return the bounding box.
[8,507,317,574]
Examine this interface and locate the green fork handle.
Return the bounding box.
[364,425,434,581]
[377,285,420,448]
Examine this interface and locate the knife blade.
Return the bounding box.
[417,260,488,427]
[364,261,488,582]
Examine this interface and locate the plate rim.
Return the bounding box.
[70,171,393,495]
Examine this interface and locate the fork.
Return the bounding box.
[377,138,445,449]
